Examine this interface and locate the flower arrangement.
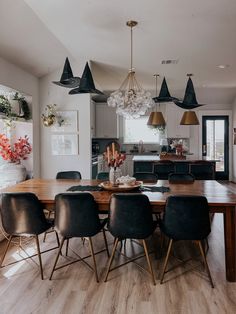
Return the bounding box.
[170,139,188,155]
[41,104,57,127]
[104,143,126,169]
[0,134,32,163]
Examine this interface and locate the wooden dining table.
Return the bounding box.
[1,178,236,282]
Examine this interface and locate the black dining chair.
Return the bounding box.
[56,171,82,179]
[104,193,157,285]
[133,172,158,183]
[0,192,58,280]
[168,172,195,183]
[189,161,215,180]
[159,195,214,287]
[153,160,175,180]
[49,193,109,282]
[44,170,82,245]
[96,172,109,181]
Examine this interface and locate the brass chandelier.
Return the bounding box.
[107,20,153,119]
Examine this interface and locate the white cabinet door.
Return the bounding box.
[125,155,134,176]
[165,103,190,138]
[90,100,96,138]
[95,104,118,138]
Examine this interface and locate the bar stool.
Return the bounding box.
[133,172,158,183]
[96,172,109,181]
[168,172,195,183]
[189,161,215,180]
[153,160,175,180]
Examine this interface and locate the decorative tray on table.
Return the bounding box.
[99,181,142,192]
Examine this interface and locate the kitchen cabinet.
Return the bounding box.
[95,104,119,138]
[165,103,190,138]
[90,100,96,138]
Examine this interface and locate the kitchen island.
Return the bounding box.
[133,155,217,178]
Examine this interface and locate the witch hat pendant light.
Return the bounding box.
[147,75,166,130]
[69,62,103,95]
[152,77,178,103]
[174,74,204,109]
[53,57,80,88]
[177,74,201,125]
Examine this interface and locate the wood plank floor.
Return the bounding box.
[0,182,236,314]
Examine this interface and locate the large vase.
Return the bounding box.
[109,167,122,186]
[0,162,27,184]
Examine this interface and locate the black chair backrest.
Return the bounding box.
[189,162,214,180]
[168,172,195,183]
[1,193,49,236]
[96,172,109,181]
[55,193,102,237]
[153,160,175,179]
[133,172,158,183]
[56,171,82,179]
[162,195,210,240]
[108,193,154,239]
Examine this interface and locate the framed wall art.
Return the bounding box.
[51,110,78,133]
[51,134,78,155]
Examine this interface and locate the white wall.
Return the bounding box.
[232,98,236,182]
[39,67,92,179]
[0,57,40,176]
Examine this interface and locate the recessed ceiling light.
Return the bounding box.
[217,64,230,69]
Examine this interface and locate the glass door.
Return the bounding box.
[202,116,229,180]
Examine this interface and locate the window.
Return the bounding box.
[123,116,160,144]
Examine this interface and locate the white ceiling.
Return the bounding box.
[1,0,236,102]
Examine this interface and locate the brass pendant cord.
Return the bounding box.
[130,24,133,71]
[154,74,160,111]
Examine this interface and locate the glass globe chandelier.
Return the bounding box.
[107,21,153,119]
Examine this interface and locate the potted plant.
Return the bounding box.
[0,92,31,124]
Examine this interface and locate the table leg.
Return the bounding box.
[223,206,236,282]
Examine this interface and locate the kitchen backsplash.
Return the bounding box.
[92,138,190,154]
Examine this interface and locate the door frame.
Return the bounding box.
[198,110,232,180]
[202,115,229,180]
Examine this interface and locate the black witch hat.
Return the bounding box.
[152,77,179,103]
[174,77,204,109]
[69,62,103,95]
[53,57,80,88]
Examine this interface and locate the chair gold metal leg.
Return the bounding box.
[104,238,119,282]
[66,239,69,256]
[49,237,65,280]
[35,235,44,280]
[55,231,60,247]
[198,241,214,288]
[160,239,173,284]
[88,237,99,283]
[102,229,110,257]
[0,235,13,267]
[43,210,52,243]
[142,239,156,285]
